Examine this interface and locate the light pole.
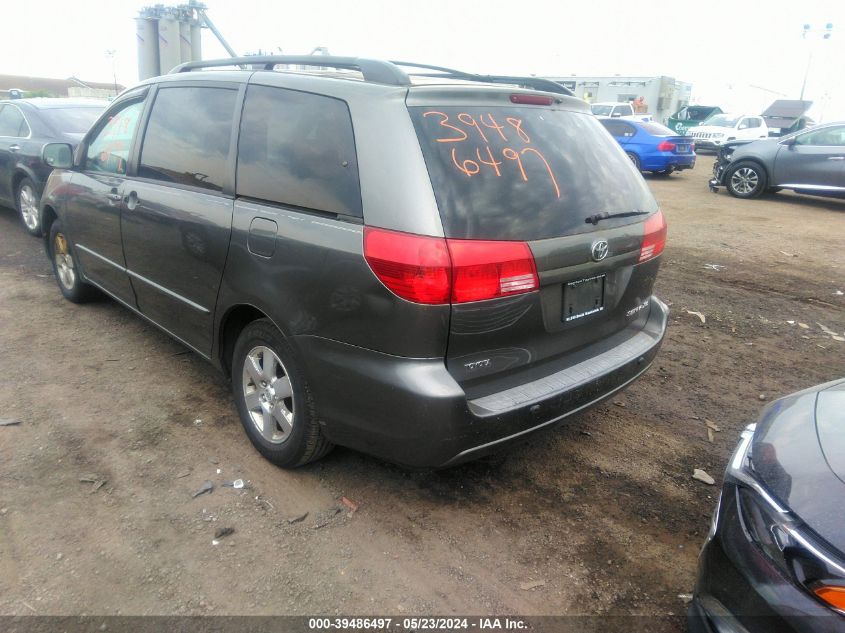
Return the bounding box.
[799,23,833,101]
[105,49,118,97]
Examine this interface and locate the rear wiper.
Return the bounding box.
[584,210,650,226]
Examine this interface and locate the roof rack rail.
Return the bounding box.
[389,61,575,96]
[171,55,412,87]
[171,56,574,96]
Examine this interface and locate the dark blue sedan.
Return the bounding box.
[599,118,696,175]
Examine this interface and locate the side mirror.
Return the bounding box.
[42,143,74,169]
[611,112,622,118]
[780,137,797,148]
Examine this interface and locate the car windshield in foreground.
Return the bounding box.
[703,114,740,128]
[409,105,658,241]
[590,104,613,116]
[640,122,676,136]
[41,107,104,135]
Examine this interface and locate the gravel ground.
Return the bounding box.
[0,158,843,626]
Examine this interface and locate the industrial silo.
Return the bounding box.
[157,10,182,75]
[136,14,160,81]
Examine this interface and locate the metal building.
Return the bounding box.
[545,75,693,125]
[136,2,209,79]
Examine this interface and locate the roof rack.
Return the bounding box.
[390,61,575,96]
[171,56,574,96]
[171,56,411,86]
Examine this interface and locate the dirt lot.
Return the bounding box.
[0,158,843,626]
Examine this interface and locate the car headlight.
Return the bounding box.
[729,424,845,615]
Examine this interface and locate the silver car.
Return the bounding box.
[709,122,845,199]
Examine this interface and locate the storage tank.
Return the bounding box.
[136,16,160,80]
[157,12,182,74]
[190,20,202,62]
[179,20,192,64]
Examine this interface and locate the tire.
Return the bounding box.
[48,220,98,303]
[16,177,42,236]
[725,162,767,199]
[626,152,641,171]
[232,319,333,468]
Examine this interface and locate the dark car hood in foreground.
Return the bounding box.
[751,378,845,554]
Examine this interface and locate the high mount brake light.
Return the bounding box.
[510,94,554,106]
[639,210,667,263]
[364,228,539,305]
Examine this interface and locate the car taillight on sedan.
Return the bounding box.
[364,227,539,305]
[657,140,676,152]
[639,210,667,263]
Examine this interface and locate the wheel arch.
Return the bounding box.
[41,204,59,251]
[12,166,40,198]
[217,304,273,377]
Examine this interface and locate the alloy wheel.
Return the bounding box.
[242,346,295,444]
[730,167,759,195]
[53,233,76,290]
[19,185,39,231]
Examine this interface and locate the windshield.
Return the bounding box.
[409,106,658,241]
[674,106,717,121]
[590,104,613,116]
[702,114,740,128]
[41,107,104,135]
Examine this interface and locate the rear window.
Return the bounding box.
[639,122,675,136]
[41,107,103,135]
[410,106,657,241]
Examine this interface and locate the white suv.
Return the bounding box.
[688,114,768,150]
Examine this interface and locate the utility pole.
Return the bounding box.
[105,49,118,96]
[800,23,833,101]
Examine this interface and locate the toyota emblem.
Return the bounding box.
[591,239,609,261]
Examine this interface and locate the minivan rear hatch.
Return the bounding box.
[406,87,665,397]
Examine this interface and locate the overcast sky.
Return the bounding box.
[2,0,844,120]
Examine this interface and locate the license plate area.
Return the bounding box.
[677,144,691,153]
[563,274,605,323]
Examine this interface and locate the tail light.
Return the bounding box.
[364,227,539,304]
[639,210,667,263]
[657,140,676,151]
[448,239,539,303]
[363,228,451,304]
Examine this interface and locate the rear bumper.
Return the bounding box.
[295,295,668,467]
[641,153,696,171]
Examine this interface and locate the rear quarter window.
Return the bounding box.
[236,85,362,217]
[410,106,657,241]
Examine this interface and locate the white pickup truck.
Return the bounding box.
[590,102,653,122]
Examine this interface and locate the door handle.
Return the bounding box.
[827,156,845,160]
[107,193,122,201]
[8,144,20,152]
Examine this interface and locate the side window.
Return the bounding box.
[0,105,29,137]
[86,101,144,174]
[139,86,237,192]
[236,85,362,216]
[600,120,625,137]
[795,126,845,147]
[620,122,637,137]
[738,118,749,130]
[747,118,760,129]
[621,104,634,117]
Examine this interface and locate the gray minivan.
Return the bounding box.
[39,57,668,468]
